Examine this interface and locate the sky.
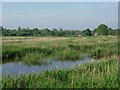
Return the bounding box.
[2,2,118,30]
[1,0,119,2]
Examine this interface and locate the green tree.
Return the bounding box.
[96,24,108,35]
[18,27,21,31]
[82,29,91,36]
[75,30,81,36]
[32,28,39,36]
[114,29,120,36]
[0,26,3,36]
[108,28,114,35]
[57,28,65,36]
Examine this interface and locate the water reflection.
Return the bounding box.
[1,56,94,76]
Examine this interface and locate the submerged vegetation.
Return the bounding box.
[2,35,118,88]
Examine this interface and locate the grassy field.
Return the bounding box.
[1,36,119,88]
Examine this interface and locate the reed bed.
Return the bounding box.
[2,58,118,88]
[2,36,117,61]
[1,36,118,88]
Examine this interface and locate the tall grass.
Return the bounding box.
[22,51,47,65]
[2,36,117,62]
[55,49,81,60]
[2,58,118,88]
[2,36,118,88]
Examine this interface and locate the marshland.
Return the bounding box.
[1,2,119,88]
[1,34,119,88]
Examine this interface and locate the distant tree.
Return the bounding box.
[9,29,17,36]
[18,27,21,31]
[40,28,50,36]
[57,28,64,36]
[0,26,3,31]
[64,30,71,36]
[1,24,117,36]
[82,29,91,36]
[32,28,39,36]
[74,30,81,36]
[69,30,75,36]
[91,30,94,36]
[114,29,120,36]
[2,28,11,36]
[118,29,120,35]
[0,26,3,36]
[108,28,114,35]
[93,28,97,34]
[51,28,58,36]
[95,24,108,35]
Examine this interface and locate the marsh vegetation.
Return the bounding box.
[1,35,118,88]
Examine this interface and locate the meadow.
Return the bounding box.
[1,36,119,88]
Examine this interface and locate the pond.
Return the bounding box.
[1,56,94,76]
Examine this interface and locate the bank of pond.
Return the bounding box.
[1,36,118,88]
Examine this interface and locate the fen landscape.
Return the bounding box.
[1,24,119,88]
[1,2,119,89]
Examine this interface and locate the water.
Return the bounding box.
[1,56,94,76]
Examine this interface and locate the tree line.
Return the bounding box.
[1,24,119,36]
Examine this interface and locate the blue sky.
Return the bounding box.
[2,2,118,30]
[1,0,119,2]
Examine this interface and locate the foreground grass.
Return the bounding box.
[2,58,118,88]
[2,36,118,88]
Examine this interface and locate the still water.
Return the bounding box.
[1,56,94,76]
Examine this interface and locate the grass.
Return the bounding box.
[2,58,118,88]
[1,36,119,88]
[55,49,81,60]
[22,51,51,65]
[2,36,117,62]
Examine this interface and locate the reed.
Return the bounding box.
[1,36,118,88]
[2,36,117,62]
[2,58,118,88]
